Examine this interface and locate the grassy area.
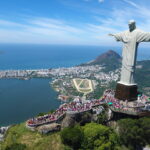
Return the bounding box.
[0,123,65,150]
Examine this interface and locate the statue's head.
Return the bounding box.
[128,20,136,32]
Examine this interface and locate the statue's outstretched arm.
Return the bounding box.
[137,31,150,42]
[108,33,115,36]
[108,33,123,41]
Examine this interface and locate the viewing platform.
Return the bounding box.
[26,99,105,128]
[104,90,150,116]
[26,90,150,128]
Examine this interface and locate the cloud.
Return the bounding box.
[120,0,150,31]
[83,0,150,46]
[28,17,83,34]
[98,0,104,3]
[0,17,91,45]
[0,0,150,46]
[122,0,138,8]
[0,17,112,45]
[91,0,150,31]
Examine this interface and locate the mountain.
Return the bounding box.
[80,50,122,72]
[80,50,150,95]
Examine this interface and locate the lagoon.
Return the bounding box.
[0,78,60,126]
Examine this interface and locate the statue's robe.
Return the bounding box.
[114,29,150,85]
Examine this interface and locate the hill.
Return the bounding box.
[80,50,121,72]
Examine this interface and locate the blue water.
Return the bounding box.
[0,44,149,126]
[0,44,149,70]
[0,78,61,126]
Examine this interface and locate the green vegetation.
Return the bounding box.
[89,81,106,99]
[135,60,150,95]
[52,77,83,98]
[80,50,121,72]
[82,123,120,150]
[96,109,108,125]
[78,89,92,93]
[108,81,117,90]
[61,123,120,150]
[79,81,89,88]
[88,80,117,99]
[101,57,121,72]
[118,117,150,150]
[0,123,65,150]
[61,117,150,150]
[60,126,83,150]
[5,143,26,150]
[1,117,150,150]
[37,109,55,116]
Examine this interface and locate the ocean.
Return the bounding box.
[0,44,149,70]
[0,44,149,126]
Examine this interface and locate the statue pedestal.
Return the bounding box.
[115,82,138,101]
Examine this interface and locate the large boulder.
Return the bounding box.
[37,123,61,134]
[61,111,93,129]
[61,113,77,129]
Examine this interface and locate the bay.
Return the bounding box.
[0,44,149,126]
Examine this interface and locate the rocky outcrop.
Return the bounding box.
[61,111,93,129]
[37,123,61,134]
[0,126,10,141]
[61,114,77,128]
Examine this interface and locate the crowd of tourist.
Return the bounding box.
[103,89,150,114]
[103,89,123,109]
[27,89,150,127]
[27,97,105,127]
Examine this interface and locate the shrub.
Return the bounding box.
[82,123,119,150]
[5,143,26,150]
[118,118,149,150]
[60,126,83,150]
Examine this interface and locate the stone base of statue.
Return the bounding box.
[115,82,138,101]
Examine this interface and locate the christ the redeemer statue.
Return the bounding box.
[109,20,150,100]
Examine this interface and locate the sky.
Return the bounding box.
[0,0,150,46]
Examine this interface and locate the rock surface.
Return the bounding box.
[37,123,61,134]
[0,126,10,141]
[61,111,93,129]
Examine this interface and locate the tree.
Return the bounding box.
[97,110,108,125]
[139,117,150,145]
[60,125,83,150]
[118,118,146,150]
[82,123,119,150]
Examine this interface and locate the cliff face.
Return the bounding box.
[61,111,93,129]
